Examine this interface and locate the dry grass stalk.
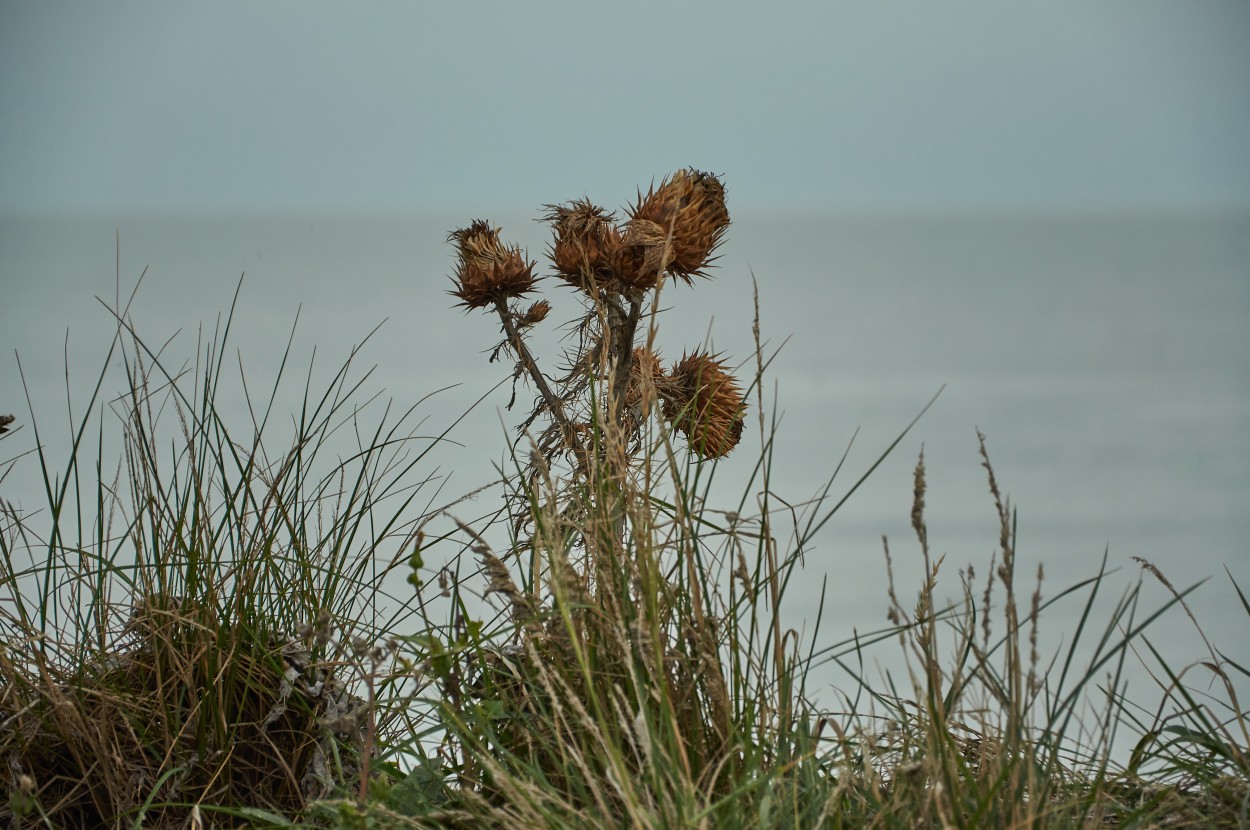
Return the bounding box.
[624,347,661,421]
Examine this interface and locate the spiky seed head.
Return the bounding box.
[517,299,551,328]
[625,347,662,414]
[608,218,671,290]
[447,220,537,311]
[659,351,747,458]
[544,200,622,292]
[630,169,730,283]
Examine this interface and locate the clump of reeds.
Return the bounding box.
[809,435,1250,829]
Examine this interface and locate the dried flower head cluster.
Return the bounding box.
[448,220,537,310]
[543,168,730,294]
[659,352,747,459]
[445,169,747,464]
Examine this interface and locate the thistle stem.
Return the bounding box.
[609,295,643,421]
[493,297,585,460]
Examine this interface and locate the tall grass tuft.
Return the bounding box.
[0,280,453,827]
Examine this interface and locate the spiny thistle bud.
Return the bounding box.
[659,351,747,459]
[448,220,537,311]
[629,169,730,283]
[608,218,670,291]
[516,299,551,328]
[544,200,621,291]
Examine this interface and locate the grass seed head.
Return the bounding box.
[630,168,730,283]
[448,220,537,310]
[481,551,535,623]
[660,351,747,458]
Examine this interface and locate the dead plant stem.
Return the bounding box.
[494,297,586,460]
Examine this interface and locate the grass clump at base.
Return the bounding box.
[3,171,1247,828]
[1,283,451,827]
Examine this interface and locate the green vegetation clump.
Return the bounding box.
[2,172,1247,828]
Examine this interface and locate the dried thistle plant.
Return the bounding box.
[433,172,792,826]
[445,169,746,490]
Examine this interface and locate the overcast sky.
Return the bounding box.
[2,1,1248,213]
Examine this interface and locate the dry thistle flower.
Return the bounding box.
[0,414,13,435]
[624,347,662,415]
[629,168,729,283]
[448,220,537,311]
[659,351,747,458]
[516,299,551,328]
[609,218,671,290]
[544,200,622,291]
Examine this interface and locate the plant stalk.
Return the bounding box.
[494,297,586,461]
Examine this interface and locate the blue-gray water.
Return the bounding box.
[3,210,1248,751]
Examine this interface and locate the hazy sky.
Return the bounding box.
[2,1,1248,213]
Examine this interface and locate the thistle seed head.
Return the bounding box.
[517,299,551,328]
[608,218,670,291]
[629,169,730,283]
[544,200,622,292]
[625,347,662,415]
[448,220,537,311]
[659,351,747,459]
